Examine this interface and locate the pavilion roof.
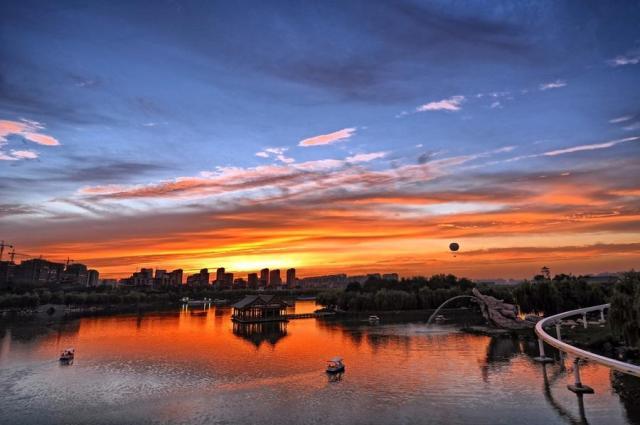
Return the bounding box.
[232,294,288,309]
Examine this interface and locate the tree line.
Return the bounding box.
[317,271,640,348]
[317,273,617,313]
[0,286,321,309]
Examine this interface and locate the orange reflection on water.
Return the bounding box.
[0,301,633,425]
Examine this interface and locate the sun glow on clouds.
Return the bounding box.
[0,118,59,160]
[298,128,356,147]
[9,150,39,159]
[0,119,60,146]
[10,134,632,279]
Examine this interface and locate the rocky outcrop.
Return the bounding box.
[472,288,535,330]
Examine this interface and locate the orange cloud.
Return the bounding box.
[0,119,60,146]
[7,147,640,279]
[298,127,356,147]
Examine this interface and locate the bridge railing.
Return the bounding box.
[535,303,640,378]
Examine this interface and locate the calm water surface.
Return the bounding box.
[0,301,637,425]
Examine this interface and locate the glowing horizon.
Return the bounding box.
[1,2,639,280]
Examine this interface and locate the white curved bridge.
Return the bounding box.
[534,303,640,393]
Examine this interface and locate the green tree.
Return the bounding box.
[609,271,640,347]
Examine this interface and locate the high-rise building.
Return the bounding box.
[87,269,100,287]
[247,273,258,289]
[269,269,281,287]
[130,268,154,286]
[223,272,234,288]
[260,268,269,287]
[186,268,209,287]
[154,269,167,287]
[0,261,16,289]
[382,273,399,282]
[168,269,183,286]
[100,278,118,288]
[286,268,296,288]
[298,274,348,289]
[12,258,65,287]
[64,263,89,286]
[216,267,225,283]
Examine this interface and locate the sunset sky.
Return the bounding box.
[1,1,639,279]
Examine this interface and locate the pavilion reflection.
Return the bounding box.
[232,321,288,348]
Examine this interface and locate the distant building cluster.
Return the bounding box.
[298,273,399,289]
[0,249,399,291]
[120,267,184,288]
[0,258,100,289]
[108,267,399,290]
[2,253,624,292]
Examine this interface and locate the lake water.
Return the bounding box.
[0,301,637,425]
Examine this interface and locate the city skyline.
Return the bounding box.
[1,1,640,279]
[0,248,621,284]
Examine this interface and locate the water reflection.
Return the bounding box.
[232,321,288,348]
[327,372,343,383]
[0,302,638,425]
[541,363,589,425]
[612,372,640,425]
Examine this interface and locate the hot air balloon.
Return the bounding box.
[449,242,459,252]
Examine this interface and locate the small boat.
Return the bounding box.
[368,315,380,324]
[434,315,447,323]
[184,298,212,306]
[326,356,345,374]
[59,348,75,362]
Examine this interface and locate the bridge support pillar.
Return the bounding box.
[534,338,554,363]
[568,358,594,394]
[555,323,562,341]
[600,309,605,323]
[583,313,588,329]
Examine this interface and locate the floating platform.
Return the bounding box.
[568,384,594,394]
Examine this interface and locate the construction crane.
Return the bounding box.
[0,240,14,262]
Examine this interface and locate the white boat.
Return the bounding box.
[368,315,380,323]
[434,315,447,323]
[59,348,75,362]
[326,356,345,374]
[182,297,212,306]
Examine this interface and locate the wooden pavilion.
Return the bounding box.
[231,295,289,323]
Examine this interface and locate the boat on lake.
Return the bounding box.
[326,356,345,374]
[368,315,380,324]
[434,315,447,323]
[181,297,212,306]
[59,348,74,363]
